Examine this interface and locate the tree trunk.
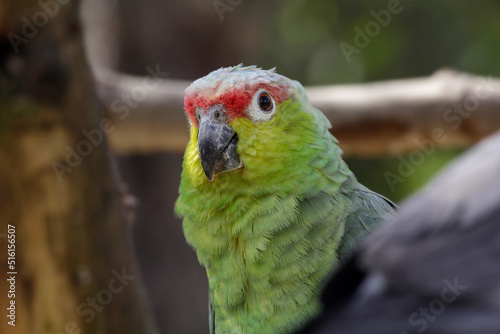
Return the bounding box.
[0,1,158,333]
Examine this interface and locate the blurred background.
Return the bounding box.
[79,0,500,332]
[2,1,499,333]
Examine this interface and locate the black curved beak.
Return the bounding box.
[197,105,243,182]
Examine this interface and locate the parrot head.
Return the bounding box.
[183,65,322,184]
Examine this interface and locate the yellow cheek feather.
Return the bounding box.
[184,126,207,186]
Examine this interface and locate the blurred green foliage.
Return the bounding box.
[258,0,500,85]
[248,0,500,202]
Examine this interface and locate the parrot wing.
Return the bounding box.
[338,179,397,260]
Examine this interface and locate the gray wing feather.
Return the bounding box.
[338,183,396,260]
[209,292,215,334]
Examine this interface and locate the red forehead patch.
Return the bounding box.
[184,83,290,127]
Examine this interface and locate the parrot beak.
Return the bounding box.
[197,105,243,182]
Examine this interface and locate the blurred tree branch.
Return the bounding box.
[96,68,500,156]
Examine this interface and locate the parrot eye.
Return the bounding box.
[258,93,273,112]
[248,89,276,123]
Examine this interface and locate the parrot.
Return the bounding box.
[298,130,500,334]
[174,65,395,334]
